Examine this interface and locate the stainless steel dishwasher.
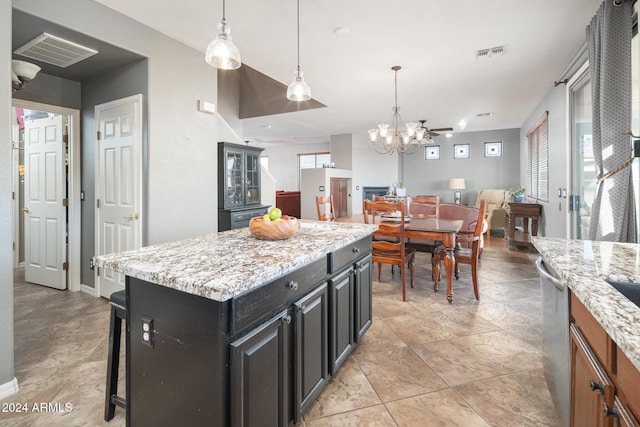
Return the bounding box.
[536,256,569,427]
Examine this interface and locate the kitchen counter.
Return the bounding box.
[94,220,377,302]
[532,237,640,372]
[94,220,377,426]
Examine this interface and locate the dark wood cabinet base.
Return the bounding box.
[126,239,372,426]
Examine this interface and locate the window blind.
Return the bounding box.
[527,112,549,202]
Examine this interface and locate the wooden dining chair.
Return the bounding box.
[432,200,486,300]
[411,195,440,219]
[363,200,416,301]
[405,195,441,266]
[316,195,335,221]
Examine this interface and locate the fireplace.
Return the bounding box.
[363,186,390,201]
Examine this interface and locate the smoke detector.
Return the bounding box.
[476,45,506,59]
[14,33,98,68]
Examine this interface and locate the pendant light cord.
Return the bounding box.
[394,68,398,129]
[297,0,301,69]
[222,0,226,21]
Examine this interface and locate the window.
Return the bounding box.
[527,111,549,202]
[298,152,331,169]
[298,152,330,189]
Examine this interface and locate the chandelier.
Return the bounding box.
[368,66,425,155]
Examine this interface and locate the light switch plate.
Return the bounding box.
[197,100,216,115]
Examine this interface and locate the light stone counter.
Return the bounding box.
[532,237,640,372]
[94,220,377,302]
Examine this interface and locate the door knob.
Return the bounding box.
[22,207,29,213]
[125,213,139,220]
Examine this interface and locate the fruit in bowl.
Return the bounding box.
[249,208,299,240]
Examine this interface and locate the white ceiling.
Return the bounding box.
[96,0,603,146]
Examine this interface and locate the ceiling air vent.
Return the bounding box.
[14,33,98,68]
[476,45,506,60]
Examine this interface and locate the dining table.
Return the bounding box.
[336,215,463,303]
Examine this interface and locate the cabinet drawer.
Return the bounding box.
[616,349,640,421]
[231,257,328,334]
[232,209,264,223]
[571,292,611,370]
[328,237,372,274]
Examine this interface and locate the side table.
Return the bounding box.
[507,202,542,250]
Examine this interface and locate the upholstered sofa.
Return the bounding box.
[475,189,509,237]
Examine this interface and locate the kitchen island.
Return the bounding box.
[95,220,377,426]
[532,237,640,426]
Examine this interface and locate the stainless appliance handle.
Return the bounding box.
[536,256,565,290]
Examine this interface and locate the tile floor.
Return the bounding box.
[1,236,560,426]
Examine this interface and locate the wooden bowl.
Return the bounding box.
[249,216,300,240]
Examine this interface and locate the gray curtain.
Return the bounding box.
[587,0,636,242]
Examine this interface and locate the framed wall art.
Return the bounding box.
[484,141,503,157]
[453,144,470,159]
[425,145,440,160]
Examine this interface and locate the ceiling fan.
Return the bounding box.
[417,120,453,138]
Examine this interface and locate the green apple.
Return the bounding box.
[269,207,282,221]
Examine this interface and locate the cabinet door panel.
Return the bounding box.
[294,283,329,422]
[570,324,614,427]
[225,149,245,209]
[231,310,290,427]
[330,268,354,375]
[612,396,640,427]
[245,152,261,205]
[355,254,373,342]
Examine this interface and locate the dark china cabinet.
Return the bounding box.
[218,142,269,231]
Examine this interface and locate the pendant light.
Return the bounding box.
[205,0,241,70]
[286,0,311,101]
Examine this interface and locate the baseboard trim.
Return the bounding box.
[0,377,19,400]
[81,284,99,297]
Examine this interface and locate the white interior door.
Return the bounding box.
[95,95,142,299]
[23,114,67,290]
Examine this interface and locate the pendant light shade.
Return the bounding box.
[287,0,311,101]
[287,67,312,101]
[205,0,241,70]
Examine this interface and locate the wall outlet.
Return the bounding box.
[141,316,154,348]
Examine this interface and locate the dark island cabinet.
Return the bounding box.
[230,282,332,427]
[329,268,354,375]
[354,254,372,342]
[230,309,291,427]
[126,238,372,426]
[294,284,329,423]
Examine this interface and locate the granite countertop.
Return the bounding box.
[94,220,376,302]
[532,237,640,372]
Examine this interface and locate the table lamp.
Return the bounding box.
[449,178,465,204]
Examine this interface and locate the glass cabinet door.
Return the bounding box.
[225,150,245,208]
[245,152,261,205]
